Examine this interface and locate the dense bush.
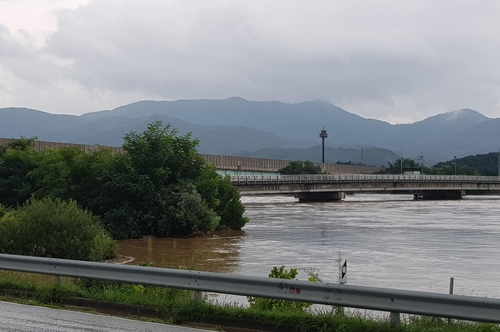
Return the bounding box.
[0,197,116,261]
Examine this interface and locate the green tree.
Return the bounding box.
[122,122,205,186]
[160,183,220,237]
[215,175,248,230]
[431,153,500,176]
[196,163,222,211]
[196,164,248,230]
[0,137,40,207]
[30,147,86,200]
[279,160,322,175]
[84,152,140,239]
[116,122,215,238]
[426,164,476,176]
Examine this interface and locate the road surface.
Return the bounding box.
[0,301,213,332]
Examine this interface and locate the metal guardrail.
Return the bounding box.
[1,254,500,324]
[230,174,500,185]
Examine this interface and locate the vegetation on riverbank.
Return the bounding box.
[0,122,248,240]
[0,197,116,261]
[0,270,498,332]
[279,160,322,174]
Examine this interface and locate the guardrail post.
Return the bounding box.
[194,290,206,302]
[55,275,62,286]
[448,277,454,325]
[390,311,400,326]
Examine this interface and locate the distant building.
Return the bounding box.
[403,167,422,175]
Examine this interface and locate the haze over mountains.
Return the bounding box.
[1,97,498,166]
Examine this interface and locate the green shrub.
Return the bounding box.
[248,266,312,312]
[89,229,118,262]
[0,197,117,261]
[165,184,220,237]
[0,204,8,218]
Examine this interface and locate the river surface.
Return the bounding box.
[118,193,500,299]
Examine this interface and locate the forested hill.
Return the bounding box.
[1,98,499,165]
[433,152,499,176]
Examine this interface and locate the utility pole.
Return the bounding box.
[400,145,403,174]
[418,152,424,173]
[497,147,499,178]
[453,156,457,175]
[418,153,424,173]
[319,128,328,163]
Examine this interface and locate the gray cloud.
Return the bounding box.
[1,0,499,122]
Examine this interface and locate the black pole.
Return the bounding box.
[322,139,325,163]
[319,129,328,163]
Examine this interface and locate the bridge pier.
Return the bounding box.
[294,192,345,202]
[413,190,465,200]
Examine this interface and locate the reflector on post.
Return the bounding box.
[339,258,347,284]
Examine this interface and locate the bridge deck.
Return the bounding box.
[231,174,500,197]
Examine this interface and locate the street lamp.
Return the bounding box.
[319,128,328,163]
[453,156,457,175]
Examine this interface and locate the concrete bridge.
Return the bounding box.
[231,174,500,201]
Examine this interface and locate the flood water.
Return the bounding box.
[118,193,500,299]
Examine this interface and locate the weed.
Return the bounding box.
[248,266,312,312]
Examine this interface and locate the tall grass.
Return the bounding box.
[89,230,118,262]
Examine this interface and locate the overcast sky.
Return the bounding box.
[0,0,499,124]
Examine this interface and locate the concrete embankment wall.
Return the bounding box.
[0,138,123,154]
[0,138,382,174]
[202,154,382,174]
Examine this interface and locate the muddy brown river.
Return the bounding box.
[118,193,500,299]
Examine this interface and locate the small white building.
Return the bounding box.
[403,167,422,175]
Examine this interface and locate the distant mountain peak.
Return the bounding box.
[442,108,488,123]
[226,96,248,102]
[415,108,488,126]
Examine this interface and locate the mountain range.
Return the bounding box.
[1,97,498,166]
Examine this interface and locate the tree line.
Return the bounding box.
[377,154,499,176]
[279,152,499,176]
[0,122,247,239]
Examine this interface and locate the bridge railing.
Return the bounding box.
[1,253,500,325]
[230,174,500,185]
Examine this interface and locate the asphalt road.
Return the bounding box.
[0,301,213,332]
